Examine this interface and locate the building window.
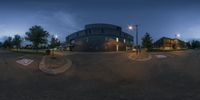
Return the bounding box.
[88,29,91,34]
[101,29,104,33]
[85,30,88,35]
[117,27,121,31]
[70,40,75,44]
[124,39,126,43]
[105,37,108,41]
[116,37,119,42]
[86,37,89,42]
[116,45,119,51]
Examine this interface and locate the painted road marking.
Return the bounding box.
[16,58,34,66]
[155,55,167,59]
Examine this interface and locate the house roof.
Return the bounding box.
[154,37,186,44]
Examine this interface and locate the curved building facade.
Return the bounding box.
[66,23,134,51]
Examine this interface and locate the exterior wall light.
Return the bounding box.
[116,37,119,42]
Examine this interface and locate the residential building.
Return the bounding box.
[154,37,187,50]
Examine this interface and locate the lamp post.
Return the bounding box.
[128,24,139,54]
[135,25,139,47]
[53,34,58,57]
[175,33,181,49]
[128,25,134,46]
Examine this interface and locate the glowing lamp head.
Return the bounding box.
[54,35,58,39]
[128,25,133,30]
[176,33,180,38]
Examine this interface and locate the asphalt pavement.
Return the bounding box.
[0,49,200,100]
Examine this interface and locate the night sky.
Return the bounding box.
[0,0,200,43]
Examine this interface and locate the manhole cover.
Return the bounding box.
[16,58,34,66]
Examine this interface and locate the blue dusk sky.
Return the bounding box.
[0,0,200,42]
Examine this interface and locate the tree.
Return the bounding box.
[191,40,200,49]
[0,42,2,47]
[142,32,153,51]
[49,35,60,48]
[25,25,49,51]
[12,35,22,51]
[186,41,192,49]
[3,36,13,48]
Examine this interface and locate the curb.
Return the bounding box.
[39,56,72,75]
[135,54,152,61]
[128,54,137,60]
[65,51,128,55]
[129,53,152,61]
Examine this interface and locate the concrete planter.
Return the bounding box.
[39,56,72,75]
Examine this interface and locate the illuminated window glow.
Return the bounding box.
[116,37,119,42]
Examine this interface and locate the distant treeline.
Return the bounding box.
[186,40,200,49]
[0,25,61,51]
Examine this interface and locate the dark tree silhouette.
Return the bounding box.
[191,40,200,49]
[25,25,49,51]
[3,36,13,49]
[0,42,2,47]
[142,32,153,51]
[12,35,22,51]
[50,35,61,48]
[186,41,192,49]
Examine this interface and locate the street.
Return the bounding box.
[0,49,200,100]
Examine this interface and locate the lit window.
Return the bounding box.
[124,39,126,43]
[105,37,108,41]
[101,29,104,33]
[86,38,89,42]
[88,29,91,34]
[116,37,119,42]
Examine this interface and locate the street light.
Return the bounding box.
[128,25,134,31]
[175,33,180,38]
[128,24,139,54]
[54,35,58,39]
[53,34,58,57]
[128,24,139,46]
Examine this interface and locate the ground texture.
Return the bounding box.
[0,49,200,100]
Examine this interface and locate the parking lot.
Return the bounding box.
[0,49,200,100]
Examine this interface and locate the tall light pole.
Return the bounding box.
[128,25,134,50]
[128,25,134,44]
[175,33,181,49]
[135,25,139,47]
[53,34,58,57]
[128,24,139,48]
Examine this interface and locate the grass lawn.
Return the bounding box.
[10,49,46,55]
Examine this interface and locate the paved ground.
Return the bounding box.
[0,49,200,100]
